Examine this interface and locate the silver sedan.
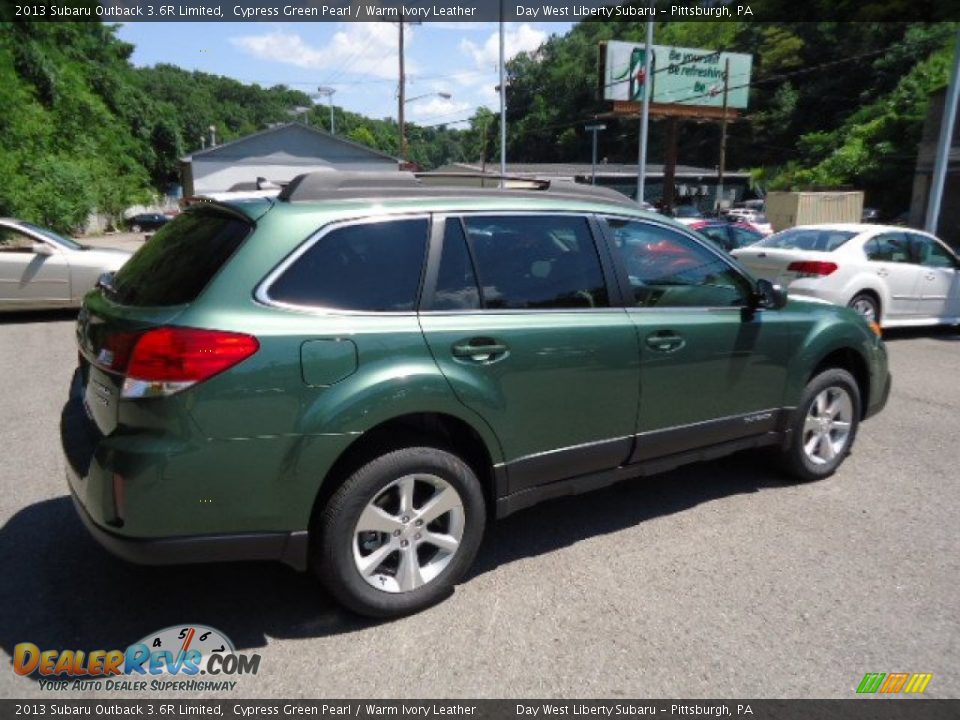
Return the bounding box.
[0,219,131,311]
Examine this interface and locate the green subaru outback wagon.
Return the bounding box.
[63,172,890,617]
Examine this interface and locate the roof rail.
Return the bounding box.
[277,169,639,209]
[416,172,550,190]
[279,171,420,201]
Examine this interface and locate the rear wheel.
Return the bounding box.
[779,368,861,482]
[314,446,485,618]
[130,224,142,233]
[848,293,880,324]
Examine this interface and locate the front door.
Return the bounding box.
[419,214,640,493]
[600,217,794,462]
[0,226,71,305]
[906,232,960,320]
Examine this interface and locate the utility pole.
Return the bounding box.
[398,18,406,163]
[585,123,606,185]
[926,30,960,234]
[716,58,730,213]
[316,86,336,134]
[637,17,653,205]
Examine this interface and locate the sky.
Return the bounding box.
[117,21,574,129]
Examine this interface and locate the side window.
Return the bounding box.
[907,234,958,268]
[0,228,37,252]
[461,215,609,309]
[433,219,481,310]
[730,226,762,249]
[697,226,732,251]
[865,233,911,263]
[268,218,428,311]
[604,218,752,308]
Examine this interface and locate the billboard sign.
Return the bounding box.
[603,41,752,109]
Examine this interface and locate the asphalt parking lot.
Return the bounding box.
[0,280,957,698]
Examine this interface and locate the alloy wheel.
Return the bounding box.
[802,387,854,465]
[352,474,465,593]
[850,297,877,323]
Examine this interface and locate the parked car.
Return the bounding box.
[125,213,171,233]
[0,218,130,311]
[63,173,890,617]
[732,223,960,327]
[670,204,705,225]
[724,208,773,235]
[688,220,765,252]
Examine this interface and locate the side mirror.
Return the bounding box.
[754,278,787,310]
[32,243,54,256]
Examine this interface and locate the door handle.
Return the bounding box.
[645,331,685,353]
[925,273,936,281]
[451,337,509,363]
[876,268,889,277]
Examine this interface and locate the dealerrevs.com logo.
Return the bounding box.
[14,625,261,692]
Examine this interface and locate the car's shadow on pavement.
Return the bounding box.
[0,452,783,668]
[883,326,960,342]
[0,309,78,325]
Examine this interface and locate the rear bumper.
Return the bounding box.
[62,368,311,570]
[68,485,308,570]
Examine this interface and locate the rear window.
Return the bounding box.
[755,228,855,252]
[267,218,428,312]
[110,211,250,306]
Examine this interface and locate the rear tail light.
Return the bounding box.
[787,261,838,277]
[115,327,259,398]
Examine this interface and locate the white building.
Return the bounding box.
[179,122,399,196]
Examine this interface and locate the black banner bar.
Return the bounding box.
[1,700,959,720]
[0,0,956,23]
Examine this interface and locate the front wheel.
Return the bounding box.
[778,368,861,482]
[315,446,486,618]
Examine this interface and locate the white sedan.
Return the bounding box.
[732,223,960,328]
[0,219,131,311]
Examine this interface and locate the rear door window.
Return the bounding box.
[865,233,912,263]
[111,210,251,306]
[432,219,481,311]
[459,215,609,309]
[268,217,428,312]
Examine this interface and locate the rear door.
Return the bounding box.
[0,226,71,305]
[600,216,794,461]
[419,214,639,494]
[863,232,922,319]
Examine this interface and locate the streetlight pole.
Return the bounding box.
[637,17,653,205]
[585,123,606,185]
[926,30,960,234]
[398,18,406,162]
[499,1,506,184]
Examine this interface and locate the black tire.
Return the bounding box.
[314,446,486,618]
[847,293,880,325]
[778,368,861,482]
